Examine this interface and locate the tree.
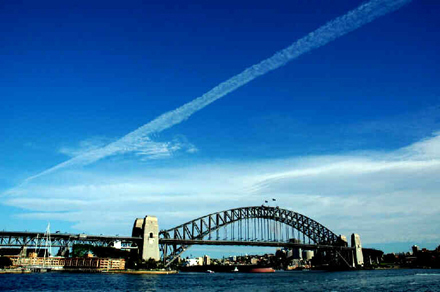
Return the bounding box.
[72,244,94,257]
[0,257,13,268]
[142,258,158,270]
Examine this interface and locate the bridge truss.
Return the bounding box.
[159,206,343,266]
[0,231,140,252]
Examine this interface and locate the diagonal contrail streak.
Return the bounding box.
[23,0,411,183]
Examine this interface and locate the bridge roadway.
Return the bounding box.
[1,231,349,250]
[0,231,141,249]
[160,238,354,250]
[1,231,344,250]
[1,231,375,252]
[0,230,381,261]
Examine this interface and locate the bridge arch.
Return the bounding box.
[159,206,340,265]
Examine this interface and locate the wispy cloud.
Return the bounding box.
[20,0,412,183]
[59,136,114,157]
[351,105,440,139]
[17,135,197,184]
[5,132,440,244]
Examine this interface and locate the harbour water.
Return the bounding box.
[1,269,440,291]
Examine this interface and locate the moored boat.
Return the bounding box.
[249,267,275,273]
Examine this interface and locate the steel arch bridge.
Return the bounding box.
[159,206,343,265]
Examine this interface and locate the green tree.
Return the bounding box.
[142,258,158,270]
[71,244,94,257]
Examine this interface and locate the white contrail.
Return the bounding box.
[23,0,411,183]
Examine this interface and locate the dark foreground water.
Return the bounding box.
[1,269,440,292]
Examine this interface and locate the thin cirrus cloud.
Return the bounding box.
[58,136,114,158]
[21,0,412,184]
[5,132,440,244]
[58,135,197,161]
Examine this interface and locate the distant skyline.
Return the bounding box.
[1,0,439,255]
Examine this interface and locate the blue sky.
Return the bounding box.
[1,0,439,255]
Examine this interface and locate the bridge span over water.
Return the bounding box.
[0,206,381,268]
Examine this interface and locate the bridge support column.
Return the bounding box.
[351,233,364,267]
[132,216,160,261]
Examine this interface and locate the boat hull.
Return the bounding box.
[249,267,275,273]
[180,265,274,273]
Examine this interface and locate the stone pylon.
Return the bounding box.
[132,216,160,261]
[351,233,364,267]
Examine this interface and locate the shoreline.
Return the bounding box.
[107,270,178,275]
[0,269,32,274]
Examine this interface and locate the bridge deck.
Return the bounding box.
[159,238,353,250]
[0,231,381,257]
[0,231,141,248]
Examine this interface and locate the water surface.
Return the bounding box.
[1,269,440,291]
